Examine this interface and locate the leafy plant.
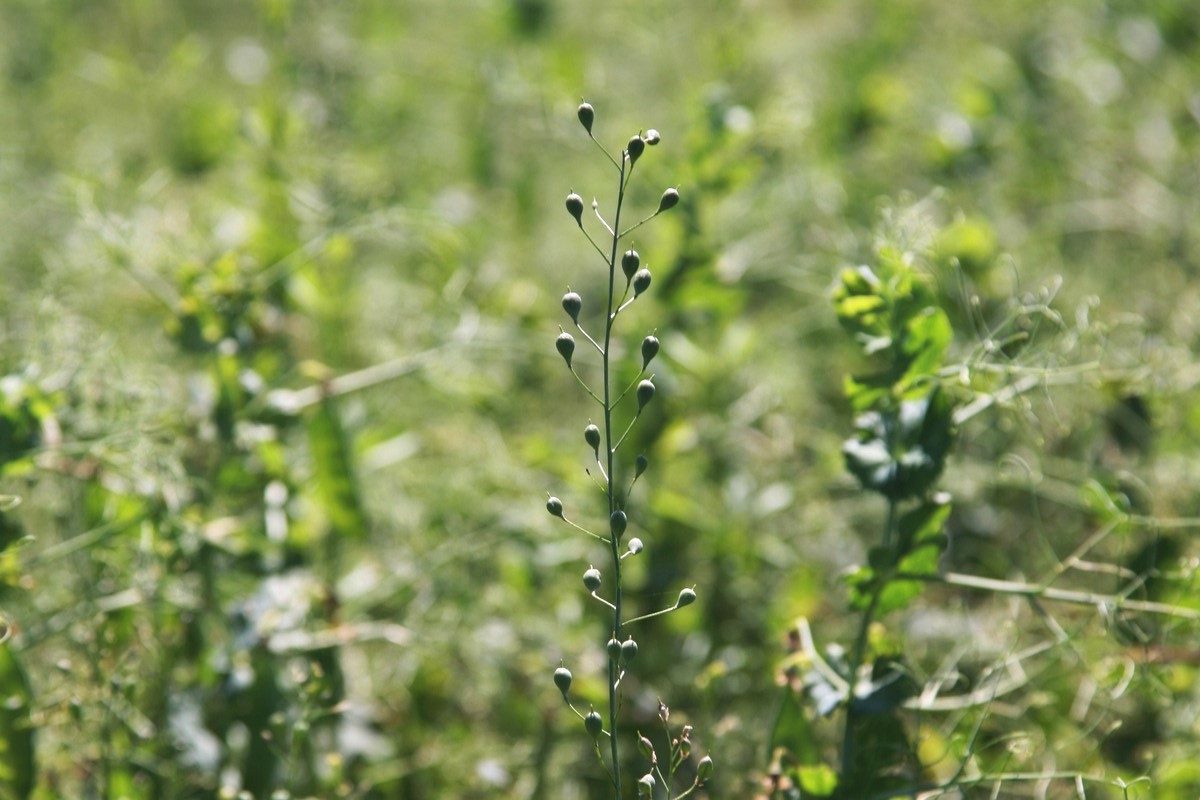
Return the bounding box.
[546,103,711,799]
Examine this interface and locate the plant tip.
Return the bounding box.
[583,566,602,592]
[657,188,680,213]
[565,192,584,226]
[584,708,604,740]
[584,422,601,455]
[644,129,661,146]
[562,291,582,324]
[553,665,573,696]
[636,379,656,412]
[622,249,641,281]
[633,268,652,297]
[620,637,638,665]
[635,453,649,477]
[546,496,564,517]
[627,134,645,165]
[676,587,697,608]
[640,336,659,369]
[627,537,643,554]
[697,755,714,783]
[577,102,595,135]
[610,509,627,539]
[555,332,576,368]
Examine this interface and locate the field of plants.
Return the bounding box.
[1,0,1199,797]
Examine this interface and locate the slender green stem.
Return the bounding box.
[603,151,629,799]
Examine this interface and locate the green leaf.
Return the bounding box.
[842,388,955,500]
[308,394,369,542]
[770,687,820,764]
[796,763,838,796]
[0,642,34,800]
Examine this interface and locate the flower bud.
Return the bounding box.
[577,102,595,135]
[562,292,582,323]
[546,496,564,517]
[635,453,649,477]
[554,665,573,696]
[584,709,604,739]
[583,566,602,592]
[697,755,714,783]
[607,637,622,662]
[621,249,641,281]
[584,423,601,456]
[644,129,661,146]
[637,733,656,761]
[676,587,697,608]
[566,192,584,226]
[640,336,659,369]
[627,135,645,165]
[637,774,655,797]
[627,537,643,555]
[610,510,627,539]
[632,268,652,297]
[657,188,680,213]
[555,332,576,367]
[636,380,655,412]
[620,637,638,665]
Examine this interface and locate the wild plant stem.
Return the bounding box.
[603,153,628,799]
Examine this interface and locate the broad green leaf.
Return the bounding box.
[0,642,33,800]
[308,394,369,542]
[796,763,838,796]
[769,687,820,764]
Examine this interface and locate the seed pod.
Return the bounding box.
[657,188,680,213]
[566,192,584,226]
[637,774,655,797]
[640,336,659,369]
[635,453,649,477]
[621,249,640,281]
[554,665,573,696]
[555,332,576,367]
[627,537,643,555]
[584,423,601,457]
[637,733,656,761]
[610,510,627,539]
[632,268,652,297]
[697,755,714,783]
[620,637,638,665]
[583,566,602,592]
[607,637,622,663]
[562,292,582,323]
[644,129,661,146]
[584,709,604,740]
[546,496,564,517]
[627,135,645,165]
[577,102,595,135]
[676,587,697,608]
[636,380,655,412]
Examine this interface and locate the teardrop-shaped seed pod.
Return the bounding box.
[610,509,627,539]
[553,665,573,696]
[697,755,714,783]
[632,268,652,297]
[637,774,655,797]
[641,336,659,369]
[621,249,640,281]
[546,496,564,517]
[555,332,576,367]
[620,637,638,665]
[644,129,661,146]
[657,188,680,213]
[577,102,595,135]
[562,292,582,323]
[584,709,604,739]
[565,192,585,226]
[627,135,645,165]
[584,423,601,456]
[607,637,622,663]
[636,380,656,412]
[635,453,649,477]
[583,567,602,592]
[676,587,697,608]
[637,733,656,761]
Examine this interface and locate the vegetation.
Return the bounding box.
[1,1,1199,798]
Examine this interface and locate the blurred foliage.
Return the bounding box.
[0,0,1197,798]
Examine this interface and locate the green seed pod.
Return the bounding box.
[610,509,627,539]
[583,566,602,592]
[640,336,659,369]
[584,709,604,740]
[644,129,661,146]
[637,733,656,761]
[632,268,652,297]
[697,755,714,783]
[635,453,649,477]
[607,637,622,662]
[554,665,573,696]
[546,496,564,517]
[627,537,643,554]
[620,637,638,665]
[657,188,680,213]
[556,332,575,367]
[621,249,640,281]
[577,102,595,135]
[584,423,601,456]
[562,292,582,323]
[636,380,655,412]
[627,135,645,165]
[676,586,697,608]
[637,774,655,797]
[566,192,584,226]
